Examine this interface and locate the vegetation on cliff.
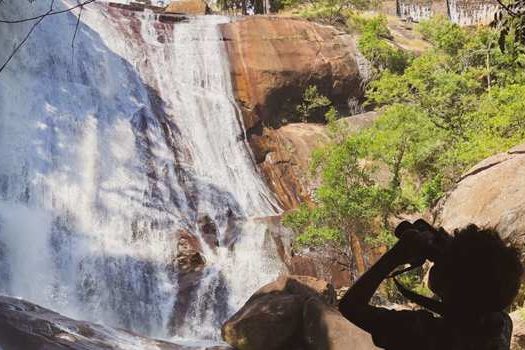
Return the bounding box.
[284,13,525,291]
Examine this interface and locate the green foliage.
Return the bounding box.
[286,14,525,298]
[357,16,412,73]
[295,0,379,25]
[364,227,397,248]
[361,18,525,210]
[284,137,394,252]
[296,85,332,122]
[493,0,525,52]
[417,16,466,55]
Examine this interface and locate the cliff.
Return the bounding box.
[221,17,370,208]
[221,16,368,132]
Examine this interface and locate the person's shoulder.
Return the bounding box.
[455,311,513,350]
[477,311,512,333]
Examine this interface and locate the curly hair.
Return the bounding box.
[446,225,523,313]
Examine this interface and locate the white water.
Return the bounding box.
[0,0,283,342]
[397,1,433,22]
[447,0,498,26]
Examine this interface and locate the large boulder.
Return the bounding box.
[303,297,378,350]
[222,275,378,350]
[222,293,305,350]
[250,275,337,305]
[221,16,369,132]
[434,143,525,247]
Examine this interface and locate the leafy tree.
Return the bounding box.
[296,85,332,122]
[283,136,396,279]
[296,0,379,25]
[494,0,525,51]
[357,15,412,74]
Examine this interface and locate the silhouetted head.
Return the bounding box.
[429,225,523,316]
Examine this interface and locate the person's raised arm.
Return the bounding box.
[338,243,407,327]
[338,225,432,331]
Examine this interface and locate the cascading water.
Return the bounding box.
[397,0,433,22]
[447,0,498,26]
[0,0,284,344]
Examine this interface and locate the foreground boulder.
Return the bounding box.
[0,295,230,350]
[221,275,378,350]
[303,298,378,350]
[435,143,525,247]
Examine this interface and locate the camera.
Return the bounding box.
[394,219,453,265]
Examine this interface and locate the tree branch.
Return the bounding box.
[71,3,83,61]
[0,9,49,74]
[0,0,95,24]
[495,0,517,16]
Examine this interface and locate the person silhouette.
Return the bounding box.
[339,220,523,350]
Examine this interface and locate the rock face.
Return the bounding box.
[250,112,378,209]
[0,295,230,350]
[165,0,208,15]
[221,275,378,350]
[435,143,525,247]
[221,16,368,132]
[174,229,206,274]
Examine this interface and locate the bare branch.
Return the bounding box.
[71,3,83,61]
[0,0,95,24]
[0,9,49,74]
[495,0,518,16]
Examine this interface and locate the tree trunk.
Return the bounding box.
[349,232,366,277]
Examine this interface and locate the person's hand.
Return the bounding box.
[391,220,436,266]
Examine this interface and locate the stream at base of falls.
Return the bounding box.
[0,1,285,345]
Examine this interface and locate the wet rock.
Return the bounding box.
[168,270,203,334]
[0,295,229,350]
[434,143,525,248]
[303,297,378,350]
[175,229,206,274]
[197,215,220,249]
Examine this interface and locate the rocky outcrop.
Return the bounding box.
[197,215,220,250]
[252,112,379,209]
[221,16,368,132]
[434,143,525,247]
[221,275,378,350]
[174,229,206,274]
[0,295,231,350]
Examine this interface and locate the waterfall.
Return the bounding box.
[0,0,284,342]
[397,0,433,22]
[447,0,498,26]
